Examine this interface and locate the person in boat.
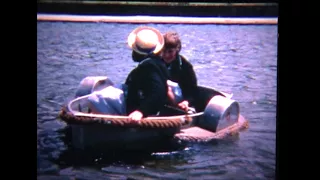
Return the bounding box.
[124,26,171,122]
[77,27,178,119]
[161,31,198,112]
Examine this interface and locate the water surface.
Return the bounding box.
[37,22,277,180]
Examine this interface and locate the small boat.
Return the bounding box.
[58,76,249,150]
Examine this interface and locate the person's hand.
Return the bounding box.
[178,100,189,111]
[128,110,143,122]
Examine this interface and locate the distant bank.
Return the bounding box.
[37,1,278,17]
[37,14,278,25]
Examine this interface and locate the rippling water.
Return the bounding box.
[37,21,277,179]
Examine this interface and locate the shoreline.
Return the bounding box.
[37,1,278,7]
[37,1,278,18]
[37,14,278,25]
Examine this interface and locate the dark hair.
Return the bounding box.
[132,49,162,63]
[163,31,181,52]
[132,51,147,62]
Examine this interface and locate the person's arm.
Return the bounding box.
[180,61,198,106]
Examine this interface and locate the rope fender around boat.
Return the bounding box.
[58,106,203,128]
[174,115,249,142]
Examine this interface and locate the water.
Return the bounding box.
[37,21,277,179]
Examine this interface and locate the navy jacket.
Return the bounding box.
[125,55,170,117]
[166,55,198,106]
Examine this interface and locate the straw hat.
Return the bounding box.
[127,26,164,55]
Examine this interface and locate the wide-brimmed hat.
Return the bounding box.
[127,26,164,55]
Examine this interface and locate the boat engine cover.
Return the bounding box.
[75,76,114,97]
[197,95,240,132]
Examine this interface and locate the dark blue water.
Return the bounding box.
[37,21,277,179]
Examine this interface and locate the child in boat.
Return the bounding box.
[124,26,171,122]
[161,31,198,112]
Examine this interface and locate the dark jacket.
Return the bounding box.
[125,55,170,117]
[166,55,198,106]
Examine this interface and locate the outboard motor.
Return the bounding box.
[197,95,240,132]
